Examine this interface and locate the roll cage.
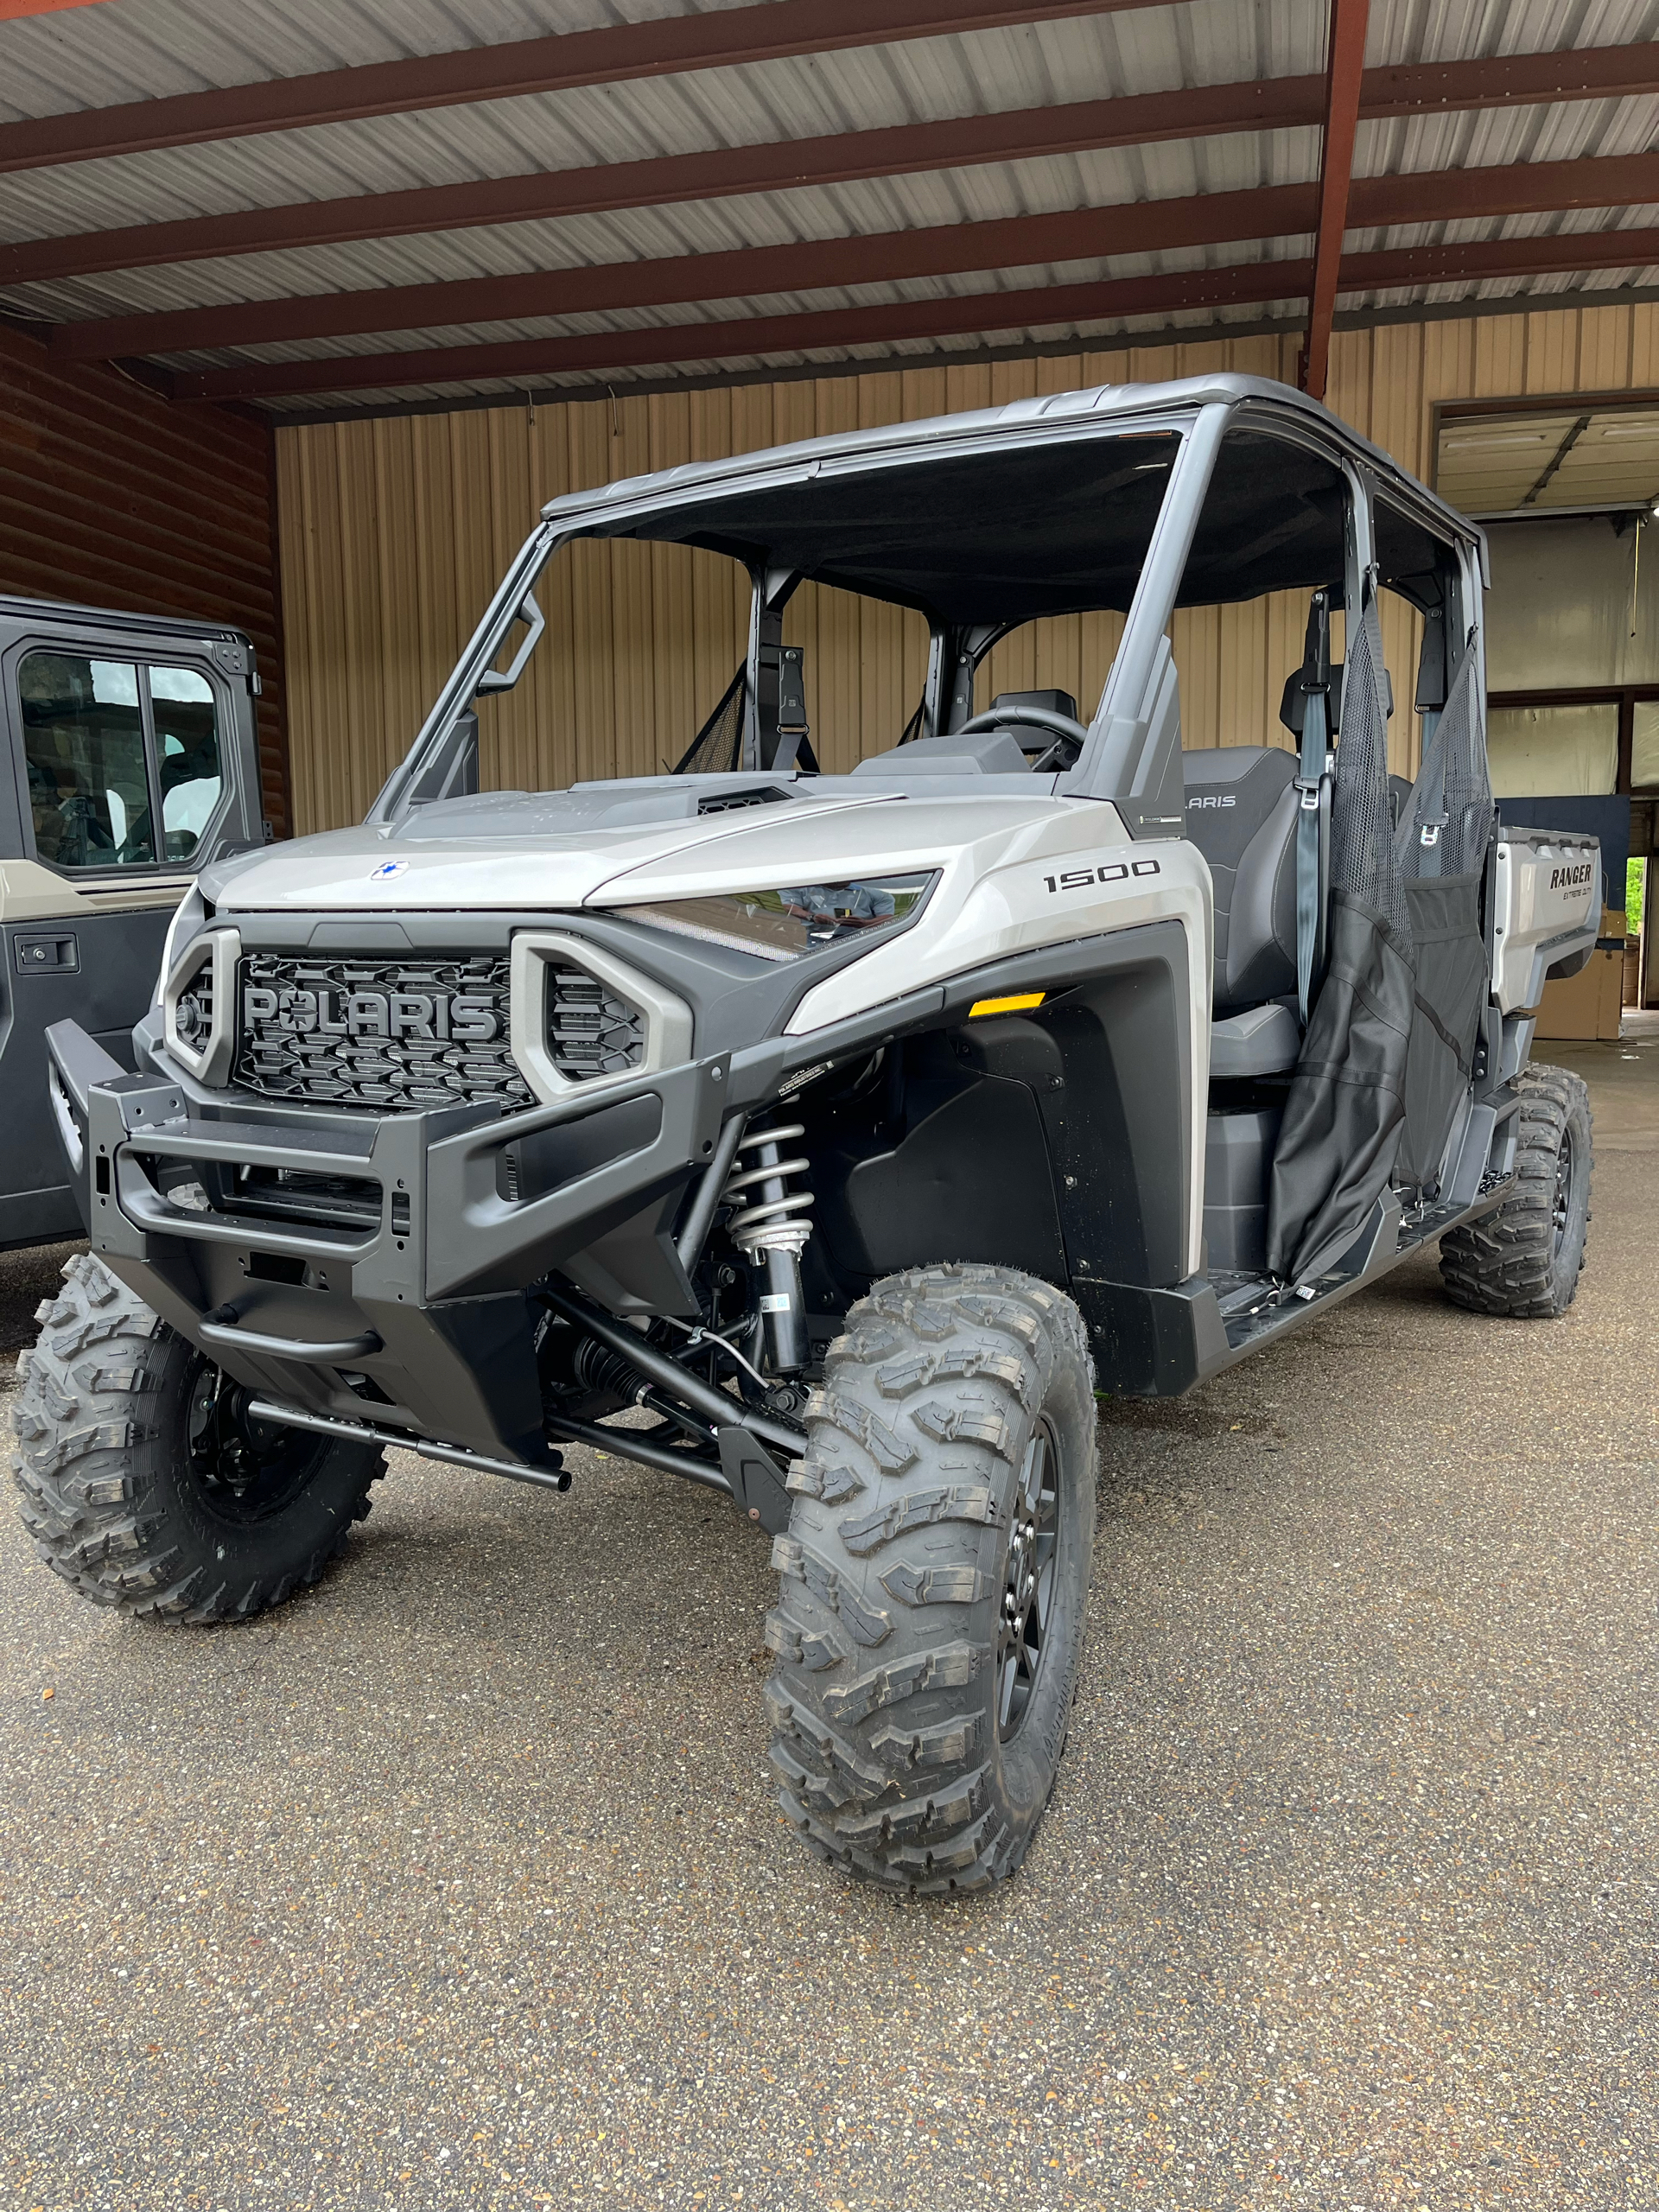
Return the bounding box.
[371,374,1488,836]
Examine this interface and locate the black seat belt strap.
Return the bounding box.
[1294,589,1333,1023]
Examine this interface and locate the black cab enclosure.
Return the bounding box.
[0,593,266,1247]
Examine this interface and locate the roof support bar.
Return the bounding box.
[1300,0,1370,402]
[1066,402,1230,827]
[10,41,1659,288]
[49,146,1659,367]
[160,219,1659,408]
[0,0,1166,176]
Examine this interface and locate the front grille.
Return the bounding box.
[545,965,646,1082]
[234,952,532,1112]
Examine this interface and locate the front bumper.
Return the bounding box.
[48,1017,729,1467]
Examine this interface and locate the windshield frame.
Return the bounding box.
[370,391,1363,826]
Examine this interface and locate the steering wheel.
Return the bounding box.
[956,703,1091,770]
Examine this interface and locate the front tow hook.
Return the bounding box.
[200,1304,384,1365]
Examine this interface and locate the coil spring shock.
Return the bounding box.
[722,1122,813,1374]
[722,1123,813,1259]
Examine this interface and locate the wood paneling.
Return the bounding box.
[0,318,288,833]
[276,300,1659,833]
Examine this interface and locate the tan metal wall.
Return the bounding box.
[276,303,1659,834]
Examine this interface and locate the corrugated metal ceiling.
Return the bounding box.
[2,0,1657,412]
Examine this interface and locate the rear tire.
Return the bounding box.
[12,1252,383,1622]
[1439,1062,1593,1319]
[765,1262,1096,1895]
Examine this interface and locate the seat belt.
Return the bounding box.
[769,645,818,773]
[1293,590,1334,1023]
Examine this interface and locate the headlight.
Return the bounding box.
[620,874,936,962]
[156,886,206,1011]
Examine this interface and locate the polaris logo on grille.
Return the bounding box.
[242,984,499,1041]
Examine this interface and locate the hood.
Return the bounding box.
[200,779,898,912]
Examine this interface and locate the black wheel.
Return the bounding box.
[12,1252,383,1621]
[765,1263,1096,1895]
[1439,1063,1593,1319]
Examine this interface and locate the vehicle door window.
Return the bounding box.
[17,649,226,873]
[151,664,223,860]
[21,652,155,868]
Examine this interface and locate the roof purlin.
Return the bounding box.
[42,149,1659,365]
[10,41,1659,291]
[163,226,1659,407]
[0,0,1168,176]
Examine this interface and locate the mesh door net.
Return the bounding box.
[1392,638,1493,1191]
[1266,579,1416,1288]
[672,667,747,775]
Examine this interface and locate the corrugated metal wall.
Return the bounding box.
[276,303,1659,834]
[0,318,290,836]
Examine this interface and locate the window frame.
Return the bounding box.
[1484,683,1659,798]
[8,639,234,882]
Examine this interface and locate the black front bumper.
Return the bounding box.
[48,1019,729,1467]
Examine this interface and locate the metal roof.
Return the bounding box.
[539,370,1482,538]
[2,0,1657,415]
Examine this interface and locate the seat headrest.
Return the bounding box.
[1280,663,1344,737]
[1278,662,1393,736]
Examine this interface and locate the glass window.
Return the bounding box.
[1486,702,1618,798]
[151,664,222,861]
[17,650,226,873]
[21,652,155,868]
[1632,699,1659,790]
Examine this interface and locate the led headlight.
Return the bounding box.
[621,874,935,962]
[155,885,206,1014]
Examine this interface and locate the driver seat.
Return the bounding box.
[1182,747,1302,1078]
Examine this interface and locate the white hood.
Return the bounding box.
[201,785,898,912]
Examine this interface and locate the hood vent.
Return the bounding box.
[696,785,791,816]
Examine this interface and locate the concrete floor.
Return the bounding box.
[2,1029,1656,2212]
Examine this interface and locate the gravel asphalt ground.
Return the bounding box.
[2,1028,1655,2212]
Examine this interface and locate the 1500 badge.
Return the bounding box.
[1042,859,1161,893]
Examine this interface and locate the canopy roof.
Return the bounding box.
[583,416,1393,625]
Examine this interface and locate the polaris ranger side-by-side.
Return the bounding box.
[21,377,1599,1894]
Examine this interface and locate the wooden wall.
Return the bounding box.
[276,302,1659,835]
[0,317,290,836]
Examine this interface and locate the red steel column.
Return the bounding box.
[1300,0,1371,401]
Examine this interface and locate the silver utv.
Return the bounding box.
[23,377,1599,1893]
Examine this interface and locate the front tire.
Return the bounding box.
[12,1253,383,1621]
[1440,1063,1593,1319]
[765,1263,1096,1895]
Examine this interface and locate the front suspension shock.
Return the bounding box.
[721,1121,813,1374]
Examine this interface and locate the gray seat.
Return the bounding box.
[1210,1000,1300,1078]
[1182,747,1300,1010]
